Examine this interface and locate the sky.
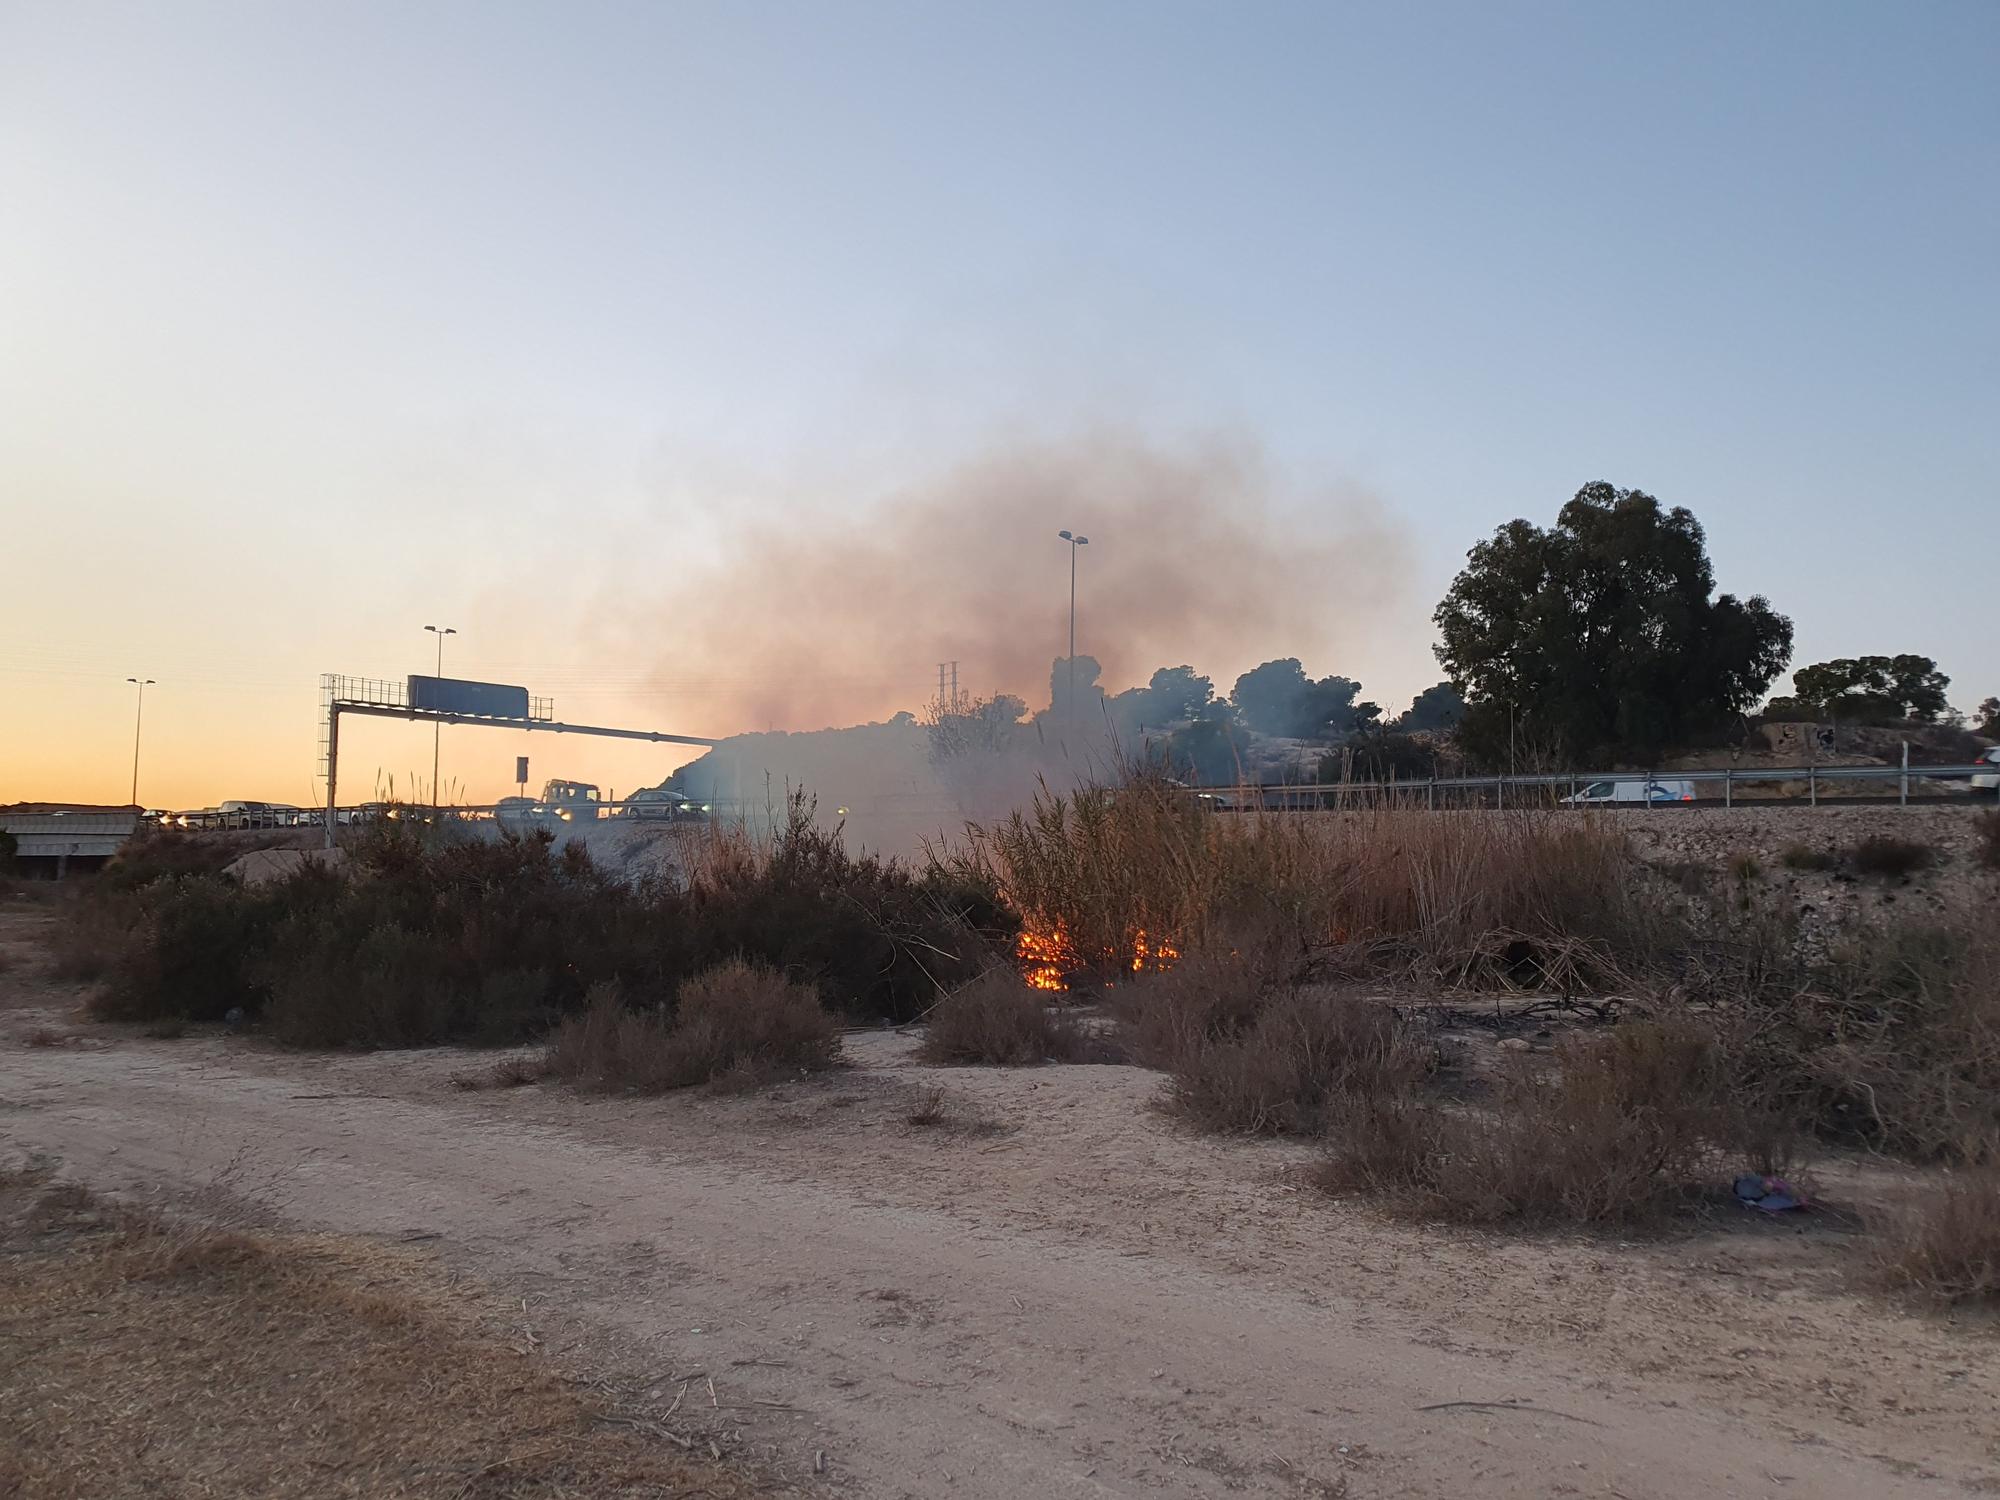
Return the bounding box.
[2,1,1994,809]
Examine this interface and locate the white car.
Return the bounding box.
[1561,778,1696,806]
[1972,747,2000,795]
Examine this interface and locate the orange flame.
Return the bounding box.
[1016,921,1073,992]
[1015,918,1180,991]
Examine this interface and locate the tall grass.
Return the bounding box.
[962,770,1677,991]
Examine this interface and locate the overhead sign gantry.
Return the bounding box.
[318,673,717,849]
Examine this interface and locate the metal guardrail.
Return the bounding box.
[1184,761,1998,811]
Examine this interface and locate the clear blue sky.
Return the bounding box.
[2,1,1994,803]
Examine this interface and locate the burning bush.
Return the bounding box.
[966,769,1679,996]
[916,969,1102,1066]
[546,964,839,1093]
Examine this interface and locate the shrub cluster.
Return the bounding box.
[1318,1022,1742,1225]
[1723,920,2000,1160]
[916,970,1102,1066]
[1166,987,1435,1136]
[1871,1170,2000,1307]
[1849,835,1934,879]
[546,963,839,1093]
[71,796,1008,1047]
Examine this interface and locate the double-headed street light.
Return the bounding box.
[424,624,457,805]
[1058,530,1089,723]
[125,677,155,808]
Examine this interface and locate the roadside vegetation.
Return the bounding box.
[45,758,2000,1276]
[915,968,1105,1066]
[546,961,839,1093]
[971,771,2000,1237]
[66,793,1004,1047]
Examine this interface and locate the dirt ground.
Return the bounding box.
[0,1160,781,1499]
[3,900,1998,1498]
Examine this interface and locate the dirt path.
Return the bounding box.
[4,995,1996,1500]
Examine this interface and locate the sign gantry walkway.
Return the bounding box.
[318,673,718,849]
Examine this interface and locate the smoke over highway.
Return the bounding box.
[649,429,1413,732]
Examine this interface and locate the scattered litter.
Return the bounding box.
[1733,1173,1806,1213]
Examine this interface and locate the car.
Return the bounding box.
[1561,778,1697,806]
[623,787,698,820]
[1971,746,2000,796]
[494,795,537,828]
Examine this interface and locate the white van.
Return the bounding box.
[1971,746,2000,795]
[1561,778,1696,806]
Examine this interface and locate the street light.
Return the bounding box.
[125,678,155,808]
[424,624,457,806]
[1057,530,1089,724]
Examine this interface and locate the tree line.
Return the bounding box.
[935,480,1991,779]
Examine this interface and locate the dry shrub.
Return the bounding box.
[1871,1170,2000,1306]
[1320,1021,1736,1224]
[1169,988,1437,1137]
[917,969,1100,1066]
[48,893,131,982]
[1781,843,1838,873]
[547,962,839,1094]
[1725,918,2000,1160]
[1850,835,1933,878]
[1104,936,1304,1072]
[1975,811,2000,872]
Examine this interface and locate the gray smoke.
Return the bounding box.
[644,429,1413,854]
[652,428,1411,730]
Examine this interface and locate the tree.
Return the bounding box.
[1045,655,1104,722]
[927,694,1028,763]
[1789,655,1951,725]
[1229,659,1374,739]
[1978,696,2000,737]
[1143,665,1215,723]
[1433,482,1792,765]
[1394,681,1465,734]
[1105,665,1217,739]
[1163,717,1251,785]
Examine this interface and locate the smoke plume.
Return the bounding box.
[646,429,1412,731]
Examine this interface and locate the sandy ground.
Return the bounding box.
[3,908,1998,1498]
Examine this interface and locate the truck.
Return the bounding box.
[534,780,602,823]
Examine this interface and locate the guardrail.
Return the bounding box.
[1183,761,1997,811]
[149,798,728,831]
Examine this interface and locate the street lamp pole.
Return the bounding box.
[424,625,456,805]
[1057,530,1089,724]
[125,678,155,808]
